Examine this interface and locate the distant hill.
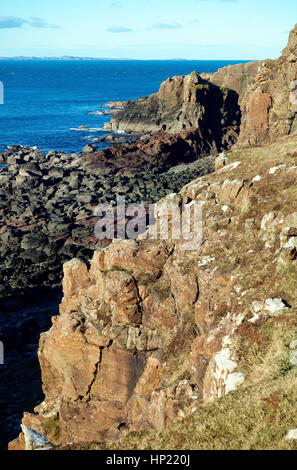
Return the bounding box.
[0,56,132,61]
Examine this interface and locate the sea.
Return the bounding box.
[0,60,249,155]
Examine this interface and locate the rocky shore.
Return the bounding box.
[10,132,297,450]
[0,129,216,448]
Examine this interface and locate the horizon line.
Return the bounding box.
[0,56,257,61]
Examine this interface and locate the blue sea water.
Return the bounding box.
[0,60,249,154]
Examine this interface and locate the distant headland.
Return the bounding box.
[0,56,190,61]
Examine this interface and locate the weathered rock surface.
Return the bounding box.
[238,24,297,146]
[10,128,297,450]
[0,56,276,300]
[201,60,262,103]
[9,152,258,448]
[82,127,234,177]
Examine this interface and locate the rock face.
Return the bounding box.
[17,241,196,445]
[2,58,277,300]
[10,128,297,449]
[0,144,215,300]
[1,62,250,301]
[105,71,241,141]
[238,24,297,147]
[104,25,297,150]
[201,60,262,103]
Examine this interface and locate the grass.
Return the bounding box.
[108,355,297,450]
[151,281,172,301]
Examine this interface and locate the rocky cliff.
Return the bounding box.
[238,24,297,147]
[0,68,246,300]
[105,71,241,141]
[107,23,297,149]
[8,25,297,451]
[201,60,261,103]
[9,129,297,449]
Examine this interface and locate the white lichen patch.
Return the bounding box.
[217,161,241,174]
[225,371,246,394]
[264,298,289,315]
[268,165,286,175]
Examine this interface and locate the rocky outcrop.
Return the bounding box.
[6,151,258,448]
[3,57,280,300]
[238,24,297,147]
[9,128,297,449]
[104,71,241,141]
[201,24,297,148]
[11,241,239,447]
[104,25,297,150]
[2,60,251,301]
[7,26,297,452]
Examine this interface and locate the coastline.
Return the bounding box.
[0,59,252,154]
[3,25,296,448]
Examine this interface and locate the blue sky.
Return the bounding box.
[0,0,295,59]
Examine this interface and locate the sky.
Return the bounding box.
[0,0,296,59]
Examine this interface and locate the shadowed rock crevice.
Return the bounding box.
[86,345,104,398]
